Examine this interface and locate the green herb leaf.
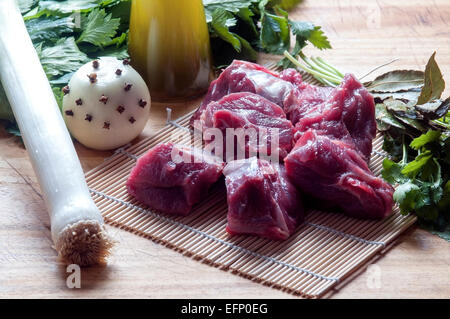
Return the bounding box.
[26,16,74,44]
[52,87,64,110]
[36,37,88,78]
[0,84,15,122]
[382,158,407,184]
[438,180,450,211]
[203,0,256,22]
[76,8,120,47]
[260,12,290,54]
[373,52,450,239]
[94,44,130,59]
[17,0,39,14]
[36,0,102,14]
[401,150,433,178]
[289,20,314,39]
[382,131,405,161]
[393,181,421,213]
[234,34,258,61]
[307,26,331,50]
[210,8,241,52]
[236,7,258,35]
[420,157,441,183]
[277,20,331,68]
[417,52,445,105]
[410,130,441,150]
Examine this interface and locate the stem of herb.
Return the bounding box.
[283,51,342,85]
[314,57,345,78]
[432,119,450,130]
[401,134,408,165]
[300,53,343,81]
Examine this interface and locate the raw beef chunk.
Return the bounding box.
[284,130,394,219]
[190,60,302,126]
[287,84,333,125]
[224,157,304,240]
[294,86,356,150]
[127,143,224,215]
[339,74,377,160]
[200,92,294,161]
[294,74,376,161]
[279,68,303,86]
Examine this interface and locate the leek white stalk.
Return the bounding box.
[0,0,114,266]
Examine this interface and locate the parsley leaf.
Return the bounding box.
[0,0,129,133]
[37,0,104,14]
[277,20,331,68]
[382,127,450,239]
[36,37,88,78]
[204,0,330,66]
[382,158,407,184]
[17,0,39,14]
[210,8,241,52]
[401,150,433,178]
[76,8,120,47]
[307,25,331,50]
[203,0,256,22]
[410,130,441,150]
[393,181,421,213]
[260,12,290,54]
[26,16,74,44]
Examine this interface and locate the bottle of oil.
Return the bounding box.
[129,0,213,101]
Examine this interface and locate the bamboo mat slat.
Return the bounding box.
[85,107,416,298]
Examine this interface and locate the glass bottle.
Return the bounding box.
[129,0,213,101]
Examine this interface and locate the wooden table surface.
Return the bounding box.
[1,0,450,298]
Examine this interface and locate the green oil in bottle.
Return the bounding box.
[129,0,213,101]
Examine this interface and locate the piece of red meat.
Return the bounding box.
[294,85,356,150]
[293,74,376,162]
[190,60,302,127]
[200,92,294,161]
[284,130,394,219]
[339,74,377,160]
[127,143,224,215]
[224,157,304,240]
[287,83,333,125]
[279,68,303,86]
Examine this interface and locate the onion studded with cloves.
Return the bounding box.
[62,57,151,151]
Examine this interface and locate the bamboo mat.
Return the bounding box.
[84,107,417,298]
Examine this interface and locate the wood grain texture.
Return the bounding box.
[0,0,449,298]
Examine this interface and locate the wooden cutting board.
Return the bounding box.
[0,0,450,298]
